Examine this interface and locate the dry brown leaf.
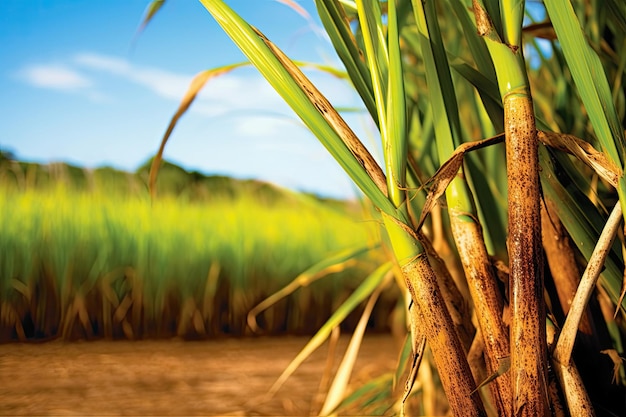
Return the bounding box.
[471,356,511,394]
[600,349,624,384]
[149,67,240,198]
[416,135,504,232]
[538,130,621,187]
[417,152,465,232]
[131,0,166,50]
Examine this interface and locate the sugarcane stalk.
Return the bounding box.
[473,1,549,414]
[450,199,513,415]
[384,216,486,416]
[413,0,512,412]
[503,90,549,416]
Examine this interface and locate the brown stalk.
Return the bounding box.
[554,202,622,364]
[255,22,484,417]
[450,205,513,416]
[471,2,550,412]
[551,361,594,416]
[431,204,470,303]
[551,202,622,416]
[403,253,487,416]
[421,232,475,352]
[541,198,593,334]
[504,93,550,416]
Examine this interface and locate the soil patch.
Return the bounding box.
[0,334,400,416]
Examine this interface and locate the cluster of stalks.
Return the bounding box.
[145,0,626,415]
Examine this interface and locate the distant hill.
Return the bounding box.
[0,150,351,207]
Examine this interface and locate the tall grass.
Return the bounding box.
[0,175,384,341]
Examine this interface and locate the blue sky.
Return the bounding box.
[0,1,374,199]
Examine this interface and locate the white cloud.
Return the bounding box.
[12,55,372,199]
[236,115,290,136]
[73,53,130,74]
[71,52,361,113]
[74,52,191,100]
[17,64,92,90]
[190,75,286,119]
[71,52,288,117]
[15,52,367,141]
[198,75,282,110]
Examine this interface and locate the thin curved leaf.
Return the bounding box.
[199,0,402,220]
[132,0,166,48]
[544,0,626,212]
[268,262,392,395]
[149,59,357,200]
[319,269,392,416]
[246,243,378,332]
[148,63,248,198]
[315,0,377,122]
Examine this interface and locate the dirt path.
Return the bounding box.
[0,335,400,416]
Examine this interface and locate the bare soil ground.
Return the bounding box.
[0,334,400,416]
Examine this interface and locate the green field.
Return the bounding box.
[0,157,391,341]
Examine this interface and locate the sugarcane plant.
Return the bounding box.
[144,0,626,415]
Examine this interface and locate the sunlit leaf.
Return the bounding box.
[319,270,392,416]
[246,243,378,333]
[199,0,402,220]
[315,0,377,121]
[148,63,247,198]
[268,262,392,395]
[132,0,166,47]
[544,0,625,180]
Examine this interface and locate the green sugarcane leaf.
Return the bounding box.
[355,0,388,131]
[199,0,400,219]
[473,0,503,40]
[448,0,496,78]
[413,0,462,155]
[412,0,487,236]
[543,0,625,172]
[315,0,378,123]
[501,0,525,48]
[448,0,503,132]
[385,0,408,207]
[606,0,626,34]
[449,60,504,131]
[332,373,394,415]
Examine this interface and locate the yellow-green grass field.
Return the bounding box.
[0,163,391,342]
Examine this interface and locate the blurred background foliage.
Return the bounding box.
[0,151,393,341]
